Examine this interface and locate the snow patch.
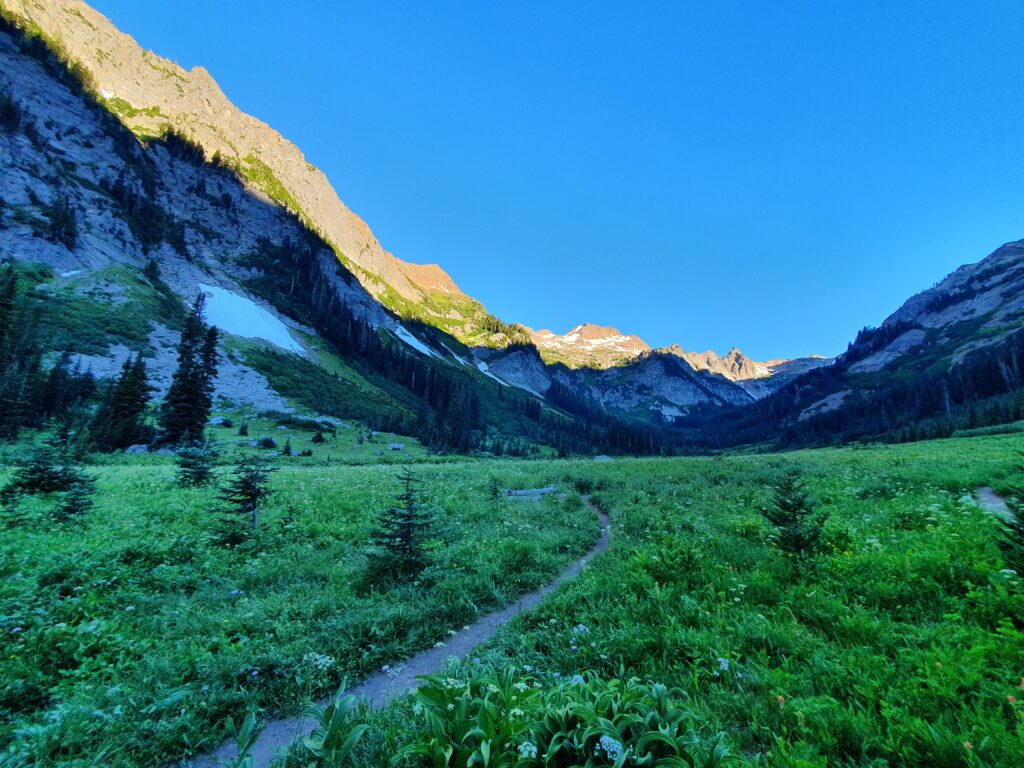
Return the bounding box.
[60,270,81,278]
[475,359,506,384]
[198,283,303,353]
[394,325,440,358]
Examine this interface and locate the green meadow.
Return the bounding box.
[2,432,1023,766]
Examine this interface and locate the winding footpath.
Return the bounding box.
[976,486,1014,522]
[192,497,611,768]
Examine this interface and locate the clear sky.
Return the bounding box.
[90,0,1024,360]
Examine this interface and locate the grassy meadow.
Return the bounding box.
[1,431,1023,766]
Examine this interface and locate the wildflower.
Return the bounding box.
[447,703,454,711]
[381,664,391,673]
[573,623,590,635]
[250,670,259,677]
[303,653,336,674]
[1009,695,1018,704]
[487,684,500,694]
[523,664,534,672]
[514,681,529,692]
[717,657,730,672]
[571,645,578,652]
[518,742,538,759]
[509,707,525,718]
[570,674,585,685]
[549,618,557,625]
[964,741,972,750]
[552,672,561,678]
[594,735,624,760]
[777,695,785,706]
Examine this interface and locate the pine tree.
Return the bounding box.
[176,437,219,488]
[159,295,219,445]
[215,457,272,546]
[281,438,293,457]
[367,468,433,581]
[45,194,78,250]
[1,442,93,526]
[90,354,152,451]
[760,469,828,567]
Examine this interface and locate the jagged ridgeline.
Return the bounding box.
[0,7,674,455]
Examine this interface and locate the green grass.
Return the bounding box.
[2,434,1022,766]
[358,436,1024,767]
[0,456,596,767]
[27,264,184,354]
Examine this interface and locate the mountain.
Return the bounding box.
[0,0,524,348]
[531,324,650,368]
[1,9,653,456]
[529,325,828,404]
[4,0,1023,455]
[677,241,1024,448]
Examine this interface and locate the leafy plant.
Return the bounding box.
[296,685,369,767]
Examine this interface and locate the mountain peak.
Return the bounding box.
[531,324,650,368]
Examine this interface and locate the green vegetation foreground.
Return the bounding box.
[1,434,1023,766]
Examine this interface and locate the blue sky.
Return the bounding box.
[91,1,1024,359]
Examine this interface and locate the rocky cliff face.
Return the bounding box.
[0,0,501,343]
[847,241,1024,373]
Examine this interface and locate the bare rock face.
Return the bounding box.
[853,241,1024,371]
[1,0,483,337]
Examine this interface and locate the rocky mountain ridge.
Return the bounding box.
[0,0,508,345]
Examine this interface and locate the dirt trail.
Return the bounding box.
[976,486,1014,522]
[191,497,611,768]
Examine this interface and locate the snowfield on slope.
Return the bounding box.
[198,284,303,353]
[394,325,441,358]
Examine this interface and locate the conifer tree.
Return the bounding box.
[367,468,433,580]
[215,456,272,545]
[760,469,829,567]
[0,267,45,440]
[159,294,219,445]
[176,436,219,488]
[90,354,152,451]
[1,441,93,526]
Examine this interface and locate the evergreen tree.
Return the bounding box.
[0,267,45,440]
[159,295,219,445]
[215,457,272,546]
[90,354,152,451]
[1,442,93,526]
[176,437,219,488]
[281,438,293,457]
[366,468,433,581]
[760,470,828,568]
[45,194,78,250]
